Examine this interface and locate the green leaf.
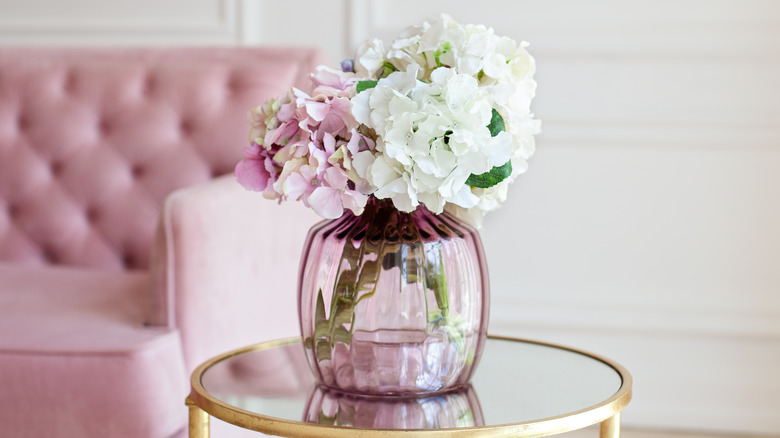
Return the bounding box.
[424,244,450,318]
[487,108,505,137]
[332,326,352,344]
[318,412,337,426]
[315,339,332,361]
[378,62,398,78]
[313,289,331,340]
[466,109,511,189]
[466,160,513,189]
[332,300,354,327]
[354,290,375,306]
[314,288,326,323]
[356,80,378,93]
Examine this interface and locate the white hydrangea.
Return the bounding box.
[444,180,509,228]
[352,65,515,214]
[350,13,541,225]
[354,38,386,78]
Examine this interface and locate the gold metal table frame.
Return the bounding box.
[187,335,632,437]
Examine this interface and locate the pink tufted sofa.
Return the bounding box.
[0,47,323,437]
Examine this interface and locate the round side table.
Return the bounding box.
[186,335,632,437]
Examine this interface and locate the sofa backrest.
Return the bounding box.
[0,47,324,271]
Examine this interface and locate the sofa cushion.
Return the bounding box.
[0,47,325,271]
[0,264,187,437]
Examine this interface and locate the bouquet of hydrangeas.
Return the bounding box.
[236,14,540,227]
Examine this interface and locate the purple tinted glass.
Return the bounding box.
[298,198,489,395]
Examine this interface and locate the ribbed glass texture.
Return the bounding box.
[298,198,489,395]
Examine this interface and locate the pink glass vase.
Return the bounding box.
[298,197,489,395]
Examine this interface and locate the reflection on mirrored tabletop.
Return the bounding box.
[303,384,484,429]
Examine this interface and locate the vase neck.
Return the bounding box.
[329,196,468,244]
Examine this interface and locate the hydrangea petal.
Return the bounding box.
[307,187,345,219]
[235,158,270,192]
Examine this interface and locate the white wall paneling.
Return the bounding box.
[0,0,240,44]
[239,0,347,64]
[1,0,779,434]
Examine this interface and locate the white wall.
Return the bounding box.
[2,0,779,434]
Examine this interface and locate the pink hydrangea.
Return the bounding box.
[235,67,375,218]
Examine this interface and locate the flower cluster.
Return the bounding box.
[236,14,540,226]
[235,67,375,218]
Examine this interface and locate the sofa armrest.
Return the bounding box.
[148,175,322,371]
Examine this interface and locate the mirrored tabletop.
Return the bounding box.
[189,336,631,437]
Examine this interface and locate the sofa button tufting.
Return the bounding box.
[131,165,145,178]
[179,119,193,135]
[227,75,242,94]
[86,207,100,223]
[141,75,155,96]
[50,161,64,176]
[122,254,134,269]
[98,118,112,135]
[41,247,58,264]
[62,72,76,94]
[17,114,30,131]
[7,204,20,219]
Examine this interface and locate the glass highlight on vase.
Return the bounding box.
[298,198,489,395]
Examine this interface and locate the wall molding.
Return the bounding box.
[490,297,780,340]
[537,120,780,147]
[344,0,372,60]
[344,1,780,61]
[0,0,238,41]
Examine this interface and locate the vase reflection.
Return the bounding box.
[303,384,484,429]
